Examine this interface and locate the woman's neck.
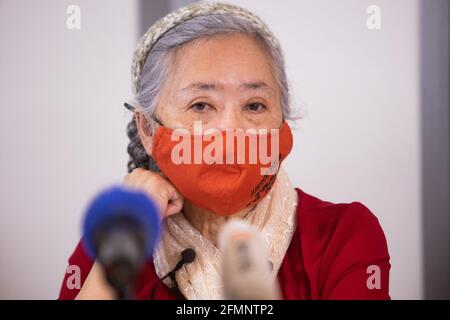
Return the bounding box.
[182,201,255,246]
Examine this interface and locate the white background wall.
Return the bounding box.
[0,0,138,299]
[0,0,448,299]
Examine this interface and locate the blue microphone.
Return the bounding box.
[82,186,161,299]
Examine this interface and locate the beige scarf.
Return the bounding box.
[152,166,298,300]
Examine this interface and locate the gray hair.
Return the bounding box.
[127,13,293,173]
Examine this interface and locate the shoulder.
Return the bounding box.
[292,188,391,299]
[295,187,387,247]
[58,240,95,299]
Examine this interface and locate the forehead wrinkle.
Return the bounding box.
[180,81,276,96]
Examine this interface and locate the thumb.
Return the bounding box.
[160,182,184,218]
[165,192,184,217]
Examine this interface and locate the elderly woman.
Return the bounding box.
[58,2,390,300]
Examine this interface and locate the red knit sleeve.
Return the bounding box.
[57,239,94,300]
[320,202,391,300]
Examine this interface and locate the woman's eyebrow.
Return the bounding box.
[180,81,275,93]
[181,82,217,91]
[238,81,274,92]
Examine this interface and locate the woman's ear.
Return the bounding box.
[135,112,154,156]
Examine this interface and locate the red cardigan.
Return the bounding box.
[58,188,391,300]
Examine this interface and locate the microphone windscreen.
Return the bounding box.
[218,220,281,300]
[82,185,161,259]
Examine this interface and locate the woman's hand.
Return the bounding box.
[75,168,183,300]
[122,168,184,219]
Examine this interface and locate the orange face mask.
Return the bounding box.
[152,121,293,216]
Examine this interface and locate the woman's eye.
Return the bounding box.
[246,103,267,112]
[189,102,211,112]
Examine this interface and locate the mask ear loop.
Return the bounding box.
[124,102,164,127]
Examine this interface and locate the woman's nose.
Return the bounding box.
[213,106,246,130]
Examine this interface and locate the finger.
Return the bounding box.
[165,195,184,217]
[160,182,183,216]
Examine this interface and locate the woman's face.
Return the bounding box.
[138,32,283,154]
